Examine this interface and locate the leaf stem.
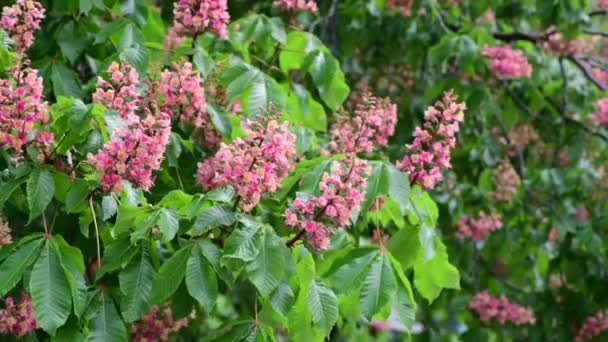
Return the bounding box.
[89,196,102,269]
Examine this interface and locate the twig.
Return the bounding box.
[590,9,607,16]
[566,56,607,91]
[478,255,529,294]
[582,29,608,38]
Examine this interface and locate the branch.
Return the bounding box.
[567,56,607,91]
[478,255,529,294]
[491,29,555,43]
[590,9,607,16]
[582,29,608,38]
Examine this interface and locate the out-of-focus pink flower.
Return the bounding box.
[491,159,520,202]
[0,0,45,53]
[130,304,188,342]
[385,0,413,16]
[548,227,558,244]
[396,90,465,190]
[598,0,608,10]
[89,62,171,193]
[590,99,608,128]
[329,92,397,154]
[482,45,532,80]
[173,0,230,38]
[0,218,11,247]
[197,108,297,212]
[284,156,371,250]
[273,0,317,12]
[455,211,502,242]
[0,61,52,159]
[572,311,608,342]
[469,290,535,326]
[0,293,38,337]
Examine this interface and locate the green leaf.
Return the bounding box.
[331,248,378,295]
[192,205,236,236]
[119,245,155,322]
[285,83,327,132]
[151,245,192,304]
[362,163,389,212]
[53,236,87,319]
[0,238,43,297]
[157,208,180,243]
[222,64,260,101]
[119,44,148,75]
[387,227,420,271]
[193,46,215,77]
[386,164,410,214]
[359,252,397,319]
[269,282,294,318]
[307,279,338,336]
[94,18,129,45]
[222,224,261,263]
[245,232,285,297]
[52,63,83,99]
[186,244,218,310]
[248,75,286,115]
[413,239,460,303]
[302,50,350,111]
[30,240,72,334]
[207,104,232,139]
[57,21,87,63]
[279,31,323,73]
[66,180,89,213]
[101,196,118,221]
[27,169,55,223]
[88,293,128,342]
[387,252,416,331]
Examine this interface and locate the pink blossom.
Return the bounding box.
[0,61,52,159]
[0,218,11,247]
[600,0,608,9]
[482,45,532,80]
[163,26,185,54]
[590,99,608,128]
[469,290,535,326]
[130,304,188,342]
[455,211,502,242]
[572,311,608,342]
[284,156,371,250]
[273,0,318,13]
[396,90,465,190]
[385,0,413,16]
[160,61,220,146]
[548,227,558,244]
[196,108,297,212]
[88,62,171,193]
[0,293,38,337]
[173,0,230,39]
[329,92,397,154]
[0,0,45,53]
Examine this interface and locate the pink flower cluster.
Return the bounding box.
[130,304,188,342]
[590,98,608,128]
[0,62,52,159]
[572,311,608,342]
[89,62,171,193]
[173,0,230,39]
[0,293,38,337]
[455,211,502,242]
[396,90,465,190]
[601,0,608,9]
[0,0,45,53]
[197,109,296,212]
[329,92,397,154]
[0,218,11,246]
[469,290,536,326]
[385,0,413,16]
[273,0,318,13]
[284,156,371,250]
[481,45,532,80]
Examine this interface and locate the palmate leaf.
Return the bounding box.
[413,238,460,303]
[151,244,192,304]
[88,292,128,342]
[30,240,72,335]
[119,245,155,322]
[53,236,87,320]
[307,279,338,336]
[245,231,286,297]
[359,252,397,319]
[27,168,55,223]
[186,243,218,310]
[331,247,378,295]
[0,237,43,297]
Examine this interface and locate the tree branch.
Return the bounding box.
[567,56,607,91]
